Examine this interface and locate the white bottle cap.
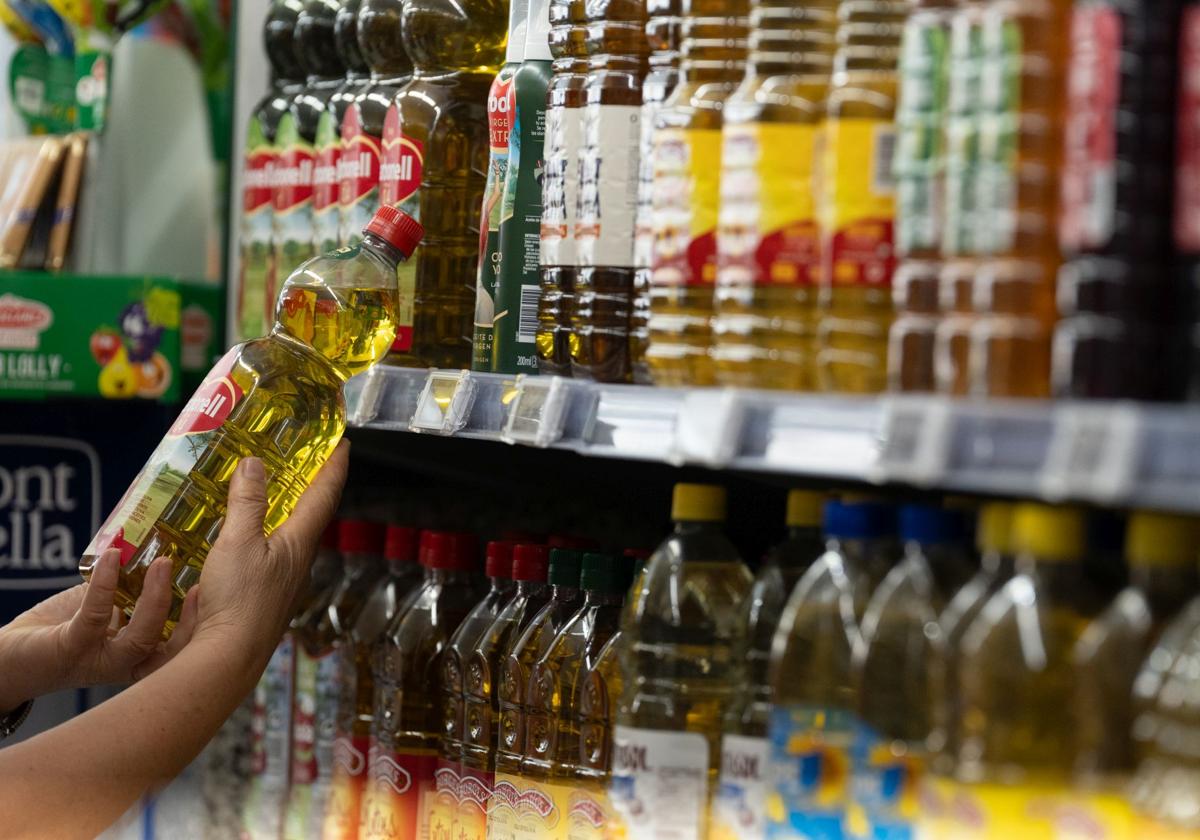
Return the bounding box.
[506,0,530,63]
[523,0,552,62]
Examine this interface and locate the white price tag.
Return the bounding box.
[1042,403,1141,502]
[502,375,572,447]
[672,389,746,467]
[409,370,476,435]
[875,396,953,485]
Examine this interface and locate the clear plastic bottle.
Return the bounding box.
[360,531,481,840]
[712,490,825,839]
[816,0,907,393]
[764,499,897,837]
[81,208,422,627]
[427,541,516,838]
[951,504,1090,836]
[609,483,752,838]
[642,0,750,386]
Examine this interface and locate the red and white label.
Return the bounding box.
[169,348,243,436]
[313,142,341,214]
[1177,8,1200,251]
[339,106,382,208]
[244,148,276,213]
[488,73,515,152]
[826,220,896,287]
[273,145,316,213]
[379,104,424,208]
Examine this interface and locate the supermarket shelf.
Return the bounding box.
[344,366,1200,513]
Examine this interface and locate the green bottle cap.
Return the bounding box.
[580,553,618,592]
[548,548,583,587]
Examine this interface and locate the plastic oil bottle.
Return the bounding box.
[491,0,553,374]
[710,4,837,391]
[712,490,825,840]
[339,0,413,249]
[360,531,482,840]
[816,0,907,394]
[533,0,588,376]
[764,499,897,838]
[472,0,530,371]
[243,617,300,840]
[458,544,553,840]
[521,553,630,836]
[81,207,422,627]
[641,0,750,386]
[1065,513,1200,831]
[239,0,305,342]
[487,548,584,837]
[300,0,351,257]
[568,0,651,383]
[428,541,517,839]
[849,504,971,838]
[321,520,389,840]
[629,0,683,384]
[377,0,502,369]
[887,0,955,392]
[951,504,1090,837]
[609,484,752,838]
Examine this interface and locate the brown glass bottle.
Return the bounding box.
[535,0,589,375]
[568,0,651,382]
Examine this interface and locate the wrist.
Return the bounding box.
[190,620,282,683]
[0,626,58,711]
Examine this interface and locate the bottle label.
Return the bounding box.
[1059,5,1121,252]
[944,783,1063,839]
[765,704,854,839]
[84,347,243,566]
[473,66,517,370]
[285,646,339,839]
[821,118,897,287]
[239,115,276,341]
[457,765,494,840]
[486,772,560,838]
[379,103,424,352]
[1176,7,1200,251]
[914,774,958,840]
[360,743,438,840]
[943,8,985,257]
[313,110,342,255]
[1055,790,1135,840]
[895,13,950,256]
[272,112,318,319]
[712,734,770,840]
[976,17,1022,255]
[541,102,582,267]
[427,760,461,840]
[577,104,642,268]
[609,725,710,839]
[549,783,611,840]
[719,123,820,288]
[242,636,296,840]
[634,94,670,270]
[322,733,371,840]
[851,723,923,840]
[338,104,382,249]
[651,127,722,287]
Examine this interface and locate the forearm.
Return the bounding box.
[0,626,59,713]
[0,628,274,840]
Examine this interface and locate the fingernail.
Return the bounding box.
[242,457,265,481]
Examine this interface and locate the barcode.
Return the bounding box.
[516,285,541,344]
[882,408,924,466]
[874,127,898,194]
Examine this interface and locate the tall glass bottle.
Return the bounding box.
[471,0,530,370]
[711,4,836,391]
[568,0,651,382]
[642,0,750,386]
[816,0,907,393]
[609,484,753,838]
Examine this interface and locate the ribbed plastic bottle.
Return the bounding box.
[816,0,907,393]
[711,490,824,839]
[359,531,481,840]
[471,0,530,370]
[764,499,897,837]
[375,0,502,367]
[427,542,516,838]
[641,0,750,386]
[568,0,651,382]
[710,4,837,391]
[533,0,589,375]
[629,0,683,384]
[609,484,752,838]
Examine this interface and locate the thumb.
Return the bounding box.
[217,457,269,553]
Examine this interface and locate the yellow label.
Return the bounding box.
[948,782,1064,839]
[820,117,897,232]
[486,772,561,839]
[651,127,722,286]
[553,781,611,840]
[915,774,957,840]
[759,123,817,233]
[1057,789,1136,840]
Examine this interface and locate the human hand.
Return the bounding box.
[0,551,198,712]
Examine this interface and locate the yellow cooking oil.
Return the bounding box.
[79,207,421,628]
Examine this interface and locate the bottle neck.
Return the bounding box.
[1022,556,1084,599]
[388,560,420,578]
[490,577,515,596]
[551,584,580,602]
[1130,563,1200,616]
[674,520,725,538]
[515,579,548,598]
[427,567,475,585]
[361,231,405,268]
[583,589,624,608]
[980,549,1015,579]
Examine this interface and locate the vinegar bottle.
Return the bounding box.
[642,0,750,386]
[569,0,651,382]
[79,207,422,625]
[816,0,907,393]
[711,4,836,391]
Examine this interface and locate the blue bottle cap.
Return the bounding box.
[899,504,968,545]
[823,501,897,539]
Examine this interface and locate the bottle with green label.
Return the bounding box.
[491,0,553,374]
[472,0,530,371]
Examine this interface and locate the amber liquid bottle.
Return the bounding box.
[629,0,682,383]
[535,0,589,375]
[643,0,750,386]
[382,0,505,368]
[710,3,836,391]
[569,0,651,382]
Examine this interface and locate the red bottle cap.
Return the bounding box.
[385,525,419,565]
[426,531,478,571]
[485,540,516,579]
[511,544,550,582]
[418,530,442,568]
[338,519,386,554]
[365,205,424,258]
[320,520,340,550]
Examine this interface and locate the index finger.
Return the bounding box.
[271,439,349,552]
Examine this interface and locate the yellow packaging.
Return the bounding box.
[651,127,722,286]
[947,782,1064,839]
[820,117,897,288]
[1056,789,1136,840]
